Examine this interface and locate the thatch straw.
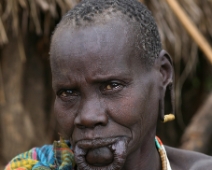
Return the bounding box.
[0,0,211,62]
[166,0,212,64]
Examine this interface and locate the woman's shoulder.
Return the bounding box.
[165,145,212,170]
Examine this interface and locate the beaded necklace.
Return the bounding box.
[155,136,172,170]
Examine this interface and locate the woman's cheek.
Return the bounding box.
[107,97,143,127]
[54,100,75,134]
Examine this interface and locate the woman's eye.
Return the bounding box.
[60,90,73,97]
[101,82,124,92]
[105,83,119,90]
[57,89,79,101]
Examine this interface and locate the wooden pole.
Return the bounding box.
[165,0,212,64]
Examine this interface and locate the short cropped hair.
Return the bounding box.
[55,0,162,64]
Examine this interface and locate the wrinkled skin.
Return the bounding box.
[50,14,212,170]
[51,15,164,170]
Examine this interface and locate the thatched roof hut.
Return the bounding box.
[0,0,212,164]
[1,0,212,56]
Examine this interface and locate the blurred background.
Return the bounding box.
[0,0,212,168]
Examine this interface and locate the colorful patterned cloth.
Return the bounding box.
[5,138,75,170]
[5,137,171,170]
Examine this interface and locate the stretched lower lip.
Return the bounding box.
[74,137,130,169]
[86,146,114,166]
[76,137,120,150]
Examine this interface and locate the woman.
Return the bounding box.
[5,0,212,169]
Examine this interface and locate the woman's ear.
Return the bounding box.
[157,50,175,122]
[158,50,173,87]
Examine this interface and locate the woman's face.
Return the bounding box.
[51,16,161,169]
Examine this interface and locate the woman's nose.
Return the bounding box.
[74,98,108,129]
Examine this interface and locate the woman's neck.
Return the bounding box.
[122,136,161,170]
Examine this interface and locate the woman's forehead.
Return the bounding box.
[55,14,139,42]
[50,16,148,81]
[51,15,141,60]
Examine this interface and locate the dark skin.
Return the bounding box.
[50,14,212,170]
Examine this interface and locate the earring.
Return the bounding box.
[163,114,175,123]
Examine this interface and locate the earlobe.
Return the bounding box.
[157,50,175,122]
